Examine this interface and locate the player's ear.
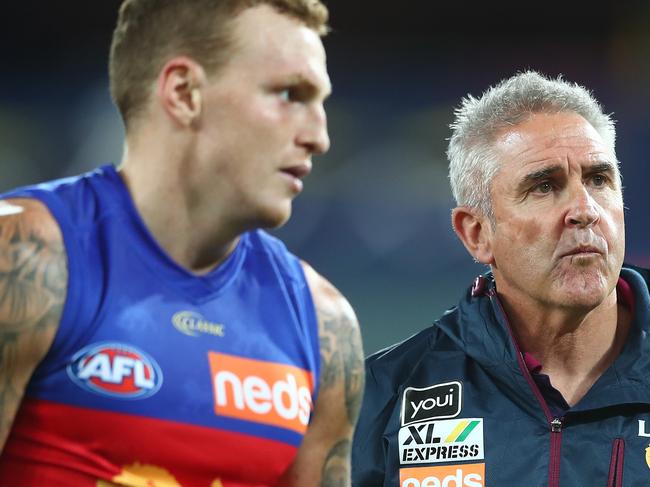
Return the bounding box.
[451,206,495,265]
[156,56,205,127]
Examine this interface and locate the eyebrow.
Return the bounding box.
[285,74,332,99]
[583,161,617,176]
[517,160,618,191]
[519,165,563,189]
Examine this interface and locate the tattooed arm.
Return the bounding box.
[0,199,67,452]
[275,262,364,486]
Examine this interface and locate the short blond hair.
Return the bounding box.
[109,0,329,128]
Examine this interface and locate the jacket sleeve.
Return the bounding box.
[351,363,393,486]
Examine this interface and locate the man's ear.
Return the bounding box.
[156,56,205,127]
[451,206,495,265]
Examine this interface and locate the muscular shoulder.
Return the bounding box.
[0,198,63,238]
[0,198,67,325]
[301,261,363,406]
[301,261,358,335]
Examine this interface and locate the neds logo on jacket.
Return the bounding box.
[402,381,462,426]
[208,352,314,433]
[400,464,484,487]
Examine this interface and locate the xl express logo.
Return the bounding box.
[402,382,462,426]
[67,342,163,399]
[399,418,484,465]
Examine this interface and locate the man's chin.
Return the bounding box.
[553,270,612,310]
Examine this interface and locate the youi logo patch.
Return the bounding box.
[401,381,462,426]
[67,342,163,399]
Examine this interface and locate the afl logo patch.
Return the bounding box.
[67,342,163,399]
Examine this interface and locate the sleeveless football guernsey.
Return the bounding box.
[0,165,321,486]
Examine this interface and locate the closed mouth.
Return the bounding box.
[561,247,602,258]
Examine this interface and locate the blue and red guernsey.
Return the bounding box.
[0,165,321,486]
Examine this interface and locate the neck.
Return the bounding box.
[118,135,242,274]
[498,286,632,406]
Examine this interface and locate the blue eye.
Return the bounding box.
[278,89,291,102]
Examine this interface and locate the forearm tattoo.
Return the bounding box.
[321,439,351,487]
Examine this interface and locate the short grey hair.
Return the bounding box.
[447,70,617,218]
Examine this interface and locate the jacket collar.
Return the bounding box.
[435,265,650,412]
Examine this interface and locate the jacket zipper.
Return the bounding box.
[607,438,625,487]
[489,290,563,487]
[549,418,563,487]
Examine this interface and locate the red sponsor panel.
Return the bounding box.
[208,352,314,434]
[0,398,297,486]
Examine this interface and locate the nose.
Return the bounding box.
[297,104,330,156]
[564,182,600,228]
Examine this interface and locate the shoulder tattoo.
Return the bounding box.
[0,204,67,443]
[318,305,365,426]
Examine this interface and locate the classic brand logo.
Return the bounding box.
[67,342,163,399]
[208,352,314,433]
[399,418,484,465]
[402,382,462,426]
[172,311,225,338]
[400,464,485,487]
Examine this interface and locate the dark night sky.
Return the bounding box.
[2,1,632,70]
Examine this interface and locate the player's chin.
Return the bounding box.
[257,201,293,230]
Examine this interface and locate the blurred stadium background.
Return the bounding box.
[2,1,649,355]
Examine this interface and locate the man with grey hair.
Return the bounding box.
[352,71,650,486]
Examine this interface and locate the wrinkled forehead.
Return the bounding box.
[492,111,618,173]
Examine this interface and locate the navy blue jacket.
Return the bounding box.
[352,265,650,487]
